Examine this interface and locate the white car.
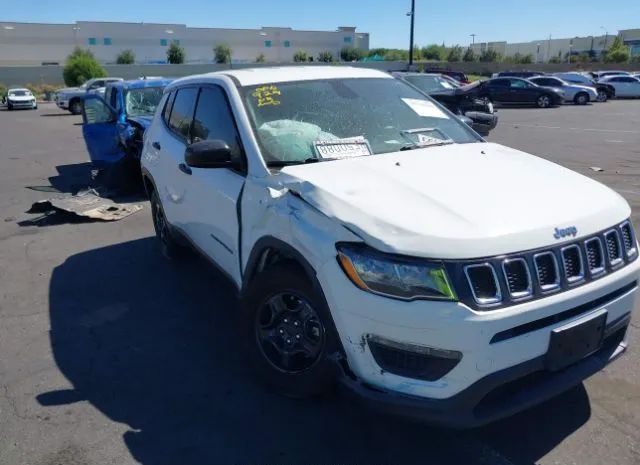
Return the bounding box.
[4,88,37,110]
[141,66,639,428]
[529,76,598,105]
[598,75,640,98]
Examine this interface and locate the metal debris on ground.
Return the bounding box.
[590,166,604,172]
[27,188,143,222]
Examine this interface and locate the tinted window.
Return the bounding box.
[162,91,175,124]
[192,86,243,162]
[489,79,509,87]
[510,79,528,89]
[168,88,197,139]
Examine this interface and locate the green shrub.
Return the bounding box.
[116,49,135,64]
[421,44,446,61]
[549,55,562,64]
[479,49,501,63]
[0,83,7,100]
[340,46,364,62]
[62,47,107,87]
[447,45,463,62]
[317,51,334,62]
[463,48,476,62]
[214,44,232,64]
[167,41,186,64]
[293,50,308,62]
[383,49,408,61]
[255,53,266,63]
[604,36,630,63]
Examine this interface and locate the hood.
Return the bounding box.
[57,86,82,95]
[279,142,630,259]
[8,94,34,101]
[127,116,153,129]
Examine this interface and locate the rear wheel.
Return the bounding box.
[596,89,608,102]
[536,94,551,108]
[69,99,83,115]
[242,263,339,398]
[574,92,589,105]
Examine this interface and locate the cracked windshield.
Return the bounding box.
[125,87,164,117]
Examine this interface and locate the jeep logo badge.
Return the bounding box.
[554,226,578,240]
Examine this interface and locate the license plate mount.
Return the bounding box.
[545,309,607,372]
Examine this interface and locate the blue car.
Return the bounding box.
[81,78,173,178]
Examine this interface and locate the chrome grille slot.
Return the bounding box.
[620,221,637,258]
[502,258,532,299]
[561,245,584,284]
[533,252,560,292]
[585,237,605,277]
[605,229,623,267]
[464,263,501,305]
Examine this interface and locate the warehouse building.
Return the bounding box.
[470,29,640,62]
[0,21,370,65]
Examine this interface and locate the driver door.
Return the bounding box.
[81,95,125,166]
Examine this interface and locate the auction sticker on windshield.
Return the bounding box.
[314,137,372,160]
[402,98,449,119]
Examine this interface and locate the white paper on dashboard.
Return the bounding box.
[401,98,449,119]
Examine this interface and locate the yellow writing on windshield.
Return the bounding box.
[253,85,281,107]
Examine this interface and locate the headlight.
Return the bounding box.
[336,244,457,301]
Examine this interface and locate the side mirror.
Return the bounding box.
[185,139,235,169]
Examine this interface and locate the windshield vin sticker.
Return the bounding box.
[402,98,449,119]
[313,137,372,160]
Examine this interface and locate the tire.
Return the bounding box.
[596,90,608,102]
[69,99,83,115]
[149,189,186,260]
[573,92,589,105]
[7,103,13,111]
[536,94,552,108]
[242,262,340,398]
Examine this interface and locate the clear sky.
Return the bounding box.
[2,0,639,48]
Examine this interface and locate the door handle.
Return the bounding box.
[178,163,192,175]
[152,141,161,150]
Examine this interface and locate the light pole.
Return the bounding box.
[407,0,416,67]
[601,26,608,49]
[568,42,573,64]
[536,43,541,63]
[470,34,476,45]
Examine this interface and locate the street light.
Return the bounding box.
[407,0,415,67]
[601,26,608,48]
[470,33,476,45]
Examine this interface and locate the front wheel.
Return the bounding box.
[7,103,13,111]
[242,263,339,398]
[596,90,608,102]
[150,189,186,260]
[574,92,589,105]
[69,99,83,115]
[536,94,552,108]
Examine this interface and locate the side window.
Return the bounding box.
[162,91,175,124]
[510,79,527,89]
[192,86,244,164]
[168,88,198,139]
[490,79,509,88]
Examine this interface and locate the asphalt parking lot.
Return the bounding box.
[1,100,639,465]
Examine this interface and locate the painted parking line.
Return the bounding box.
[509,123,640,134]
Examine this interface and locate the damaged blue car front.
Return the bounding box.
[81,79,173,177]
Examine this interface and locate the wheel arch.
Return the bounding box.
[140,166,156,199]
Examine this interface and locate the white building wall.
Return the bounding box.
[0,21,369,65]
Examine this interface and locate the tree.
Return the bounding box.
[604,36,630,63]
[116,49,135,64]
[383,49,408,61]
[340,46,364,62]
[293,50,308,62]
[421,44,445,61]
[214,44,232,64]
[62,47,107,87]
[446,45,463,62]
[166,41,185,64]
[479,49,501,62]
[317,51,334,62]
[255,53,266,63]
[463,48,476,62]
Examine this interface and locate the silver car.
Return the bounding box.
[529,76,598,105]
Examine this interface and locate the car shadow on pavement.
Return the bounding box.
[38,237,591,465]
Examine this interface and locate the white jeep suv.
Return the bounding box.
[141,67,639,428]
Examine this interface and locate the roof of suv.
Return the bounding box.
[173,66,392,87]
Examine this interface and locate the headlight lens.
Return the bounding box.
[336,244,457,301]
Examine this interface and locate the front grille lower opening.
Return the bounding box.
[562,245,584,284]
[465,264,501,305]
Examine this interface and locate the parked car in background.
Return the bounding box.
[393,72,498,136]
[492,71,544,79]
[56,77,123,114]
[80,78,172,186]
[423,68,470,84]
[3,88,37,110]
[529,76,597,105]
[476,77,564,108]
[594,70,631,80]
[553,72,615,102]
[598,75,640,98]
[141,66,639,428]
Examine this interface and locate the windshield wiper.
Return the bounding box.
[266,158,321,167]
[400,140,454,151]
